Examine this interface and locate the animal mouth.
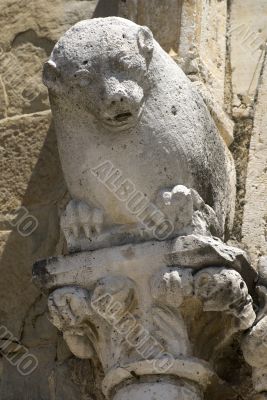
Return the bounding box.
[103,111,136,129]
[101,105,144,131]
[114,112,133,122]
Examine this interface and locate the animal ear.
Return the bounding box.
[43,60,60,91]
[137,26,154,61]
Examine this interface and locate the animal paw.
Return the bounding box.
[60,199,104,242]
[156,185,194,229]
[156,185,220,236]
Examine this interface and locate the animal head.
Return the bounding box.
[43,17,154,131]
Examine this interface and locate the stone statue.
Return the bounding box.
[33,16,260,400]
[43,17,235,251]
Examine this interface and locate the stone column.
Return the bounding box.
[241,55,267,266]
[112,380,201,400]
[176,0,234,146]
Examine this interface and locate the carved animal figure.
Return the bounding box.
[43,17,235,244]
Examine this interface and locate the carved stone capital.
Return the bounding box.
[34,235,256,399]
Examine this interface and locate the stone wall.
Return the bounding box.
[0,1,103,398]
[229,0,267,265]
[0,0,267,399]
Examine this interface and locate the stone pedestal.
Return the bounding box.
[33,234,256,399]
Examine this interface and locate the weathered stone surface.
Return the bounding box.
[59,186,222,252]
[192,81,234,146]
[0,111,65,213]
[0,206,63,336]
[33,234,257,293]
[230,0,267,114]
[242,55,267,266]
[118,0,183,53]
[0,1,100,399]
[0,0,97,117]
[178,0,227,107]
[242,288,267,395]
[44,17,235,238]
[0,44,48,117]
[0,0,97,47]
[34,235,256,398]
[0,76,8,119]
[194,267,255,327]
[0,349,103,400]
[1,2,266,399]
[175,0,234,148]
[93,1,234,147]
[229,118,254,242]
[112,380,201,400]
[0,230,39,336]
[34,16,264,400]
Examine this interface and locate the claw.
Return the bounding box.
[155,185,194,233]
[78,201,91,224]
[60,200,104,248]
[83,224,92,238]
[71,224,79,238]
[92,209,103,234]
[94,223,102,234]
[162,191,172,206]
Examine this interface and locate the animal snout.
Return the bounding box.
[103,86,136,124]
[100,79,143,128]
[105,89,129,108]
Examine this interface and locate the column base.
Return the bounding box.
[112,378,202,400]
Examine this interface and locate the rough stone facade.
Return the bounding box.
[1,1,267,399]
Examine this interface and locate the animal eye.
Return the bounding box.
[119,56,146,73]
[119,57,134,70]
[73,69,93,86]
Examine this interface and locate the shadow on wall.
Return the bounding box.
[0,116,106,399]
[93,0,120,17]
[0,118,73,398]
[0,118,66,334]
[0,2,123,397]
